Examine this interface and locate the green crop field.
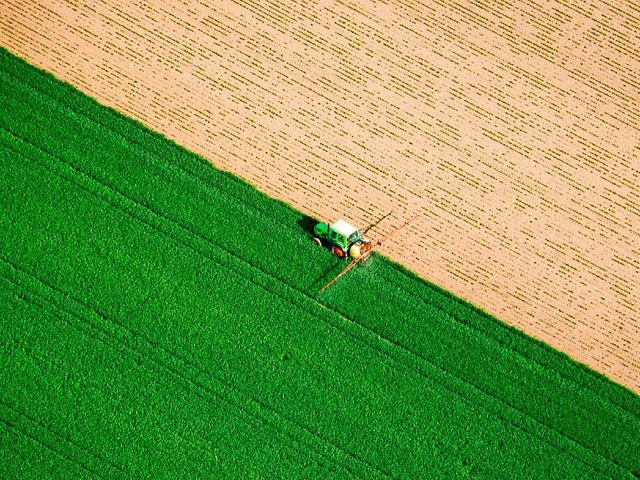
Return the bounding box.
[0,47,638,479]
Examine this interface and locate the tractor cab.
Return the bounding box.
[329,220,360,250]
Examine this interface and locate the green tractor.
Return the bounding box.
[313,212,394,259]
[313,219,372,259]
[314,211,415,293]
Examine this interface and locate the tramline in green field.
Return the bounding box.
[0,47,639,479]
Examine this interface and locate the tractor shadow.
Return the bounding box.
[296,215,317,237]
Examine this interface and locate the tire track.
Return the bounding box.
[0,133,634,477]
[0,400,121,479]
[0,262,383,479]
[374,265,640,422]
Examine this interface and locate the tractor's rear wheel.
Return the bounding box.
[331,246,346,258]
[312,237,322,247]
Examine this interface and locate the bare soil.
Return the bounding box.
[2,0,639,392]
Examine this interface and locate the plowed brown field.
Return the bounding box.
[2,0,639,392]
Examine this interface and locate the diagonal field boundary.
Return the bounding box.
[0,0,638,394]
[0,128,636,478]
[0,62,636,423]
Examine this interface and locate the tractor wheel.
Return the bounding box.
[312,237,322,247]
[331,246,346,258]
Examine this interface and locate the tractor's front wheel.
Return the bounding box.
[331,246,346,258]
[312,237,322,247]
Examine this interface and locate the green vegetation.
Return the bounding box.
[0,47,638,479]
